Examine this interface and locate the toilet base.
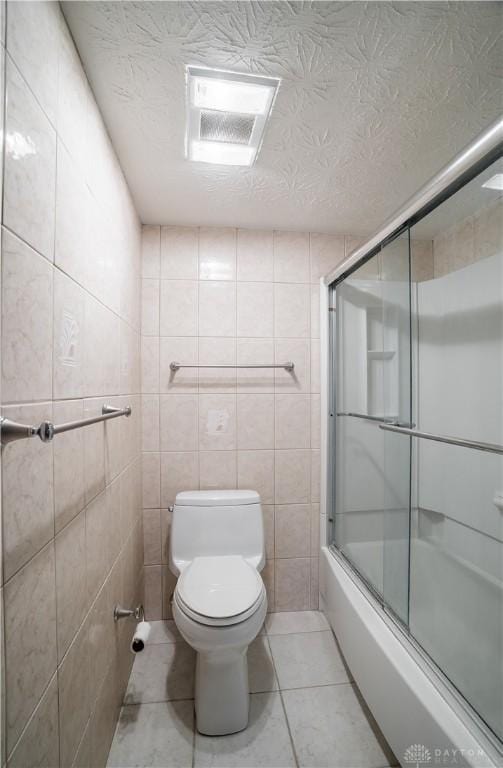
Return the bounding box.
[195,647,249,735]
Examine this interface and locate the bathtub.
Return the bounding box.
[319,545,501,768]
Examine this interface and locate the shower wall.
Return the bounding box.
[140,227,359,617]
[0,3,142,766]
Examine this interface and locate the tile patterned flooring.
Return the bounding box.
[107,611,398,768]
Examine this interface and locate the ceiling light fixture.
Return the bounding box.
[482,173,503,191]
[186,66,280,167]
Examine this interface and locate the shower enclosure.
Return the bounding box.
[325,122,502,758]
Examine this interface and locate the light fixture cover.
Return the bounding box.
[482,173,503,191]
[186,66,280,167]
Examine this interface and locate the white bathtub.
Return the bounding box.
[319,546,501,768]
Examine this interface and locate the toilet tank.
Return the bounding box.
[169,490,265,576]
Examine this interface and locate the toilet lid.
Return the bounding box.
[177,555,263,620]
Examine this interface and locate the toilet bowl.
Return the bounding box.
[169,490,267,735]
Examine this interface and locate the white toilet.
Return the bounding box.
[169,489,267,736]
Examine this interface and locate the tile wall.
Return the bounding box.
[0,3,142,766]
[140,226,364,618]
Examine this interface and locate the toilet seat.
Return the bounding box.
[175,555,265,627]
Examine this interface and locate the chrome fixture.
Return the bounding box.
[337,412,416,427]
[379,423,503,456]
[113,603,144,622]
[1,404,132,445]
[324,117,503,286]
[170,361,294,372]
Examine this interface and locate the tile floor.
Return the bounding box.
[107,611,398,768]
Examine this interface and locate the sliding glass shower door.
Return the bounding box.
[330,155,503,744]
[333,233,411,624]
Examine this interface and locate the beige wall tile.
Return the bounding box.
[199,394,236,451]
[6,0,59,123]
[262,505,274,560]
[199,280,236,337]
[160,394,198,451]
[58,623,91,768]
[141,337,160,394]
[53,269,85,399]
[198,337,236,393]
[160,336,198,393]
[142,453,160,509]
[237,282,273,337]
[143,509,161,565]
[310,504,320,557]
[2,228,53,402]
[161,225,198,279]
[4,58,56,261]
[160,452,198,507]
[85,491,110,603]
[7,675,59,768]
[54,142,91,290]
[160,508,173,565]
[83,404,106,504]
[274,339,310,394]
[274,283,310,338]
[141,395,160,451]
[310,339,320,393]
[53,401,86,533]
[274,231,310,283]
[275,450,310,504]
[144,565,162,620]
[199,227,236,281]
[141,225,160,278]
[237,394,274,449]
[236,338,275,393]
[275,557,310,612]
[310,558,319,610]
[275,505,310,558]
[310,284,320,339]
[311,395,321,449]
[237,229,273,282]
[2,402,54,580]
[55,510,87,662]
[275,394,310,449]
[141,279,160,336]
[237,450,274,505]
[4,543,57,753]
[310,233,345,283]
[199,451,237,490]
[311,449,320,502]
[261,560,275,613]
[160,280,198,337]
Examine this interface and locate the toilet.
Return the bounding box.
[169,489,267,736]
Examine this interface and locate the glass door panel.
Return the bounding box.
[334,234,412,623]
[408,159,503,741]
[380,235,411,624]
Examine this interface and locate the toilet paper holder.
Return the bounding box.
[114,603,144,622]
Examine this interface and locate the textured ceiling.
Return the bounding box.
[62,1,502,234]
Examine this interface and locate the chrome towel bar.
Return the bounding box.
[170,361,294,372]
[379,423,503,455]
[1,404,132,445]
[337,411,399,424]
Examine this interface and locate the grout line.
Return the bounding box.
[265,633,299,768]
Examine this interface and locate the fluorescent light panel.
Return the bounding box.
[186,66,280,167]
[482,173,503,191]
[191,140,255,166]
[192,77,272,116]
